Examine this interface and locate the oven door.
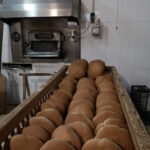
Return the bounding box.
[23,31,64,58]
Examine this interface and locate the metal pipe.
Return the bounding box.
[0,20,3,73]
[92,0,95,12]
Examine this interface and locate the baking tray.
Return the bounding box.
[0,66,150,150]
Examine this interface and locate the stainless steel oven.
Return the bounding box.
[0,0,81,62]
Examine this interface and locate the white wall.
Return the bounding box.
[81,0,150,92]
[1,0,150,109]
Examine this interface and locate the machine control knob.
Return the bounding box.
[11,32,21,42]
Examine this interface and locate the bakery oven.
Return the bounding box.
[22,26,64,58]
[0,0,81,62]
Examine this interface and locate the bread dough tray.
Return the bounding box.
[0,66,150,150]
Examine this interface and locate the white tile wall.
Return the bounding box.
[134,46,150,69]
[136,22,150,46]
[2,0,150,106]
[119,0,139,22]
[138,0,150,22]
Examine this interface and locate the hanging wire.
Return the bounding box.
[116,0,120,30]
[81,23,91,39]
[81,0,95,39]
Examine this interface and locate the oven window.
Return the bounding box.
[31,41,58,52]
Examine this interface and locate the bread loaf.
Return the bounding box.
[95,74,113,86]
[93,111,124,127]
[95,118,128,134]
[82,138,122,150]
[29,117,56,135]
[73,91,95,104]
[96,100,122,111]
[10,134,43,150]
[68,59,88,79]
[65,113,95,131]
[41,101,61,113]
[96,125,134,150]
[51,90,70,104]
[46,98,66,115]
[96,106,124,117]
[88,60,105,79]
[77,78,95,89]
[96,92,119,104]
[51,125,81,150]
[69,99,94,112]
[36,109,63,126]
[22,125,49,142]
[68,105,94,120]
[40,139,76,150]
[68,121,93,144]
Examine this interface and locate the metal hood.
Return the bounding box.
[0,0,81,21]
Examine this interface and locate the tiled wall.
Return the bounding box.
[1,0,150,109]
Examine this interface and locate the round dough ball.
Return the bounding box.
[51,125,81,150]
[96,106,124,117]
[76,87,97,99]
[93,111,124,127]
[75,59,88,68]
[71,59,88,68]
[95,118,128,134]
[40,139,76,150]
[22,125,49,142]
[41,101,61,113]
[104,118,127,129]
[96,93,119,106]
[73,91,95,104]
[29,117,56,135]
[59,89,73,99]
[81,138,122,150]
[104,73,113,81]
[68,121,93,144]
[98,81,115,89]
[99,91,117,97]
[36,109,63,127]
[96,76,108,86]
[96,100,122,111]
[98,86,117,94]
[68,105,94,120]
[10,134,43,150]
[46,98,66,114]
[68,63,86,79]
[77,78,95,89]
[96,125,134,150]
[65,113,95,131]
[95,75,113,87]
[59,79,75,94]
[75,88,95,100]
[65,76,78,85]
[69,99,94,112]
[51,90,70,104]
[97,91,118,100]
[88,60,105,79]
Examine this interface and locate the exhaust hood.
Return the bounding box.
[0,0,81,21]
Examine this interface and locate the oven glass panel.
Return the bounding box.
[31,41,58,52]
